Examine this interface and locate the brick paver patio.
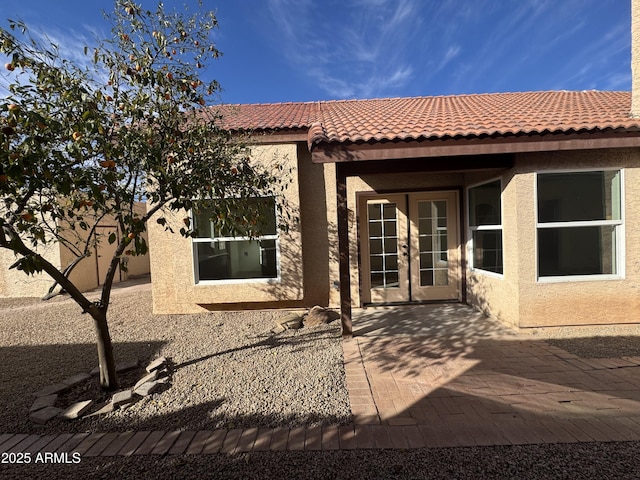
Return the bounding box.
[3,303,640,456]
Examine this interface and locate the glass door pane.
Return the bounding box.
[368,203,399,288]
[408,191,459,302]
[416,200,449,286]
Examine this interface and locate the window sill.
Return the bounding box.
[468,268,504,279]
[537,274,624,284]
[195,277,281,286]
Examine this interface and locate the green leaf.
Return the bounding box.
[108,232,116,244]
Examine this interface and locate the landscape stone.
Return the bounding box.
[303,306,339,327]
[277,312,304,330]
[134,370,158,390]
[61,372,92,387]
[134,380,160,397]
[84,402,114,417]
[33,383,70,397]
[111,390,133,407]
[29,406,62,424]
[29,394,58,412]
[60,400,93,420]
[145,356,167,373]
[116,361,139,373]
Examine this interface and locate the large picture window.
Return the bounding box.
[468,180,503,274]
[191,198,279,282]
[536,170,623,280]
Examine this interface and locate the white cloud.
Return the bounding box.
[264,0,418,99]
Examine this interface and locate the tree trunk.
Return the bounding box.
[92,310,118,390]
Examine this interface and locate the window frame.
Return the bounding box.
[535,168,625,283]
[191,197,281,285]
[466,178,504,278]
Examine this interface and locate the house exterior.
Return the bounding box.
[147,89,640,334]
[147,0,640,335]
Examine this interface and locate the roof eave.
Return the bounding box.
[310,129,640,163]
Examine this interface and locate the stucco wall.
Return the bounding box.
[0,240,62,298]
[59,202,151,293]
[148,143,309,314]
[464,168,521,328]
[466,148,640,329]
[510,148,640,328]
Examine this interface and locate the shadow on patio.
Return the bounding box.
[345,303,640,447]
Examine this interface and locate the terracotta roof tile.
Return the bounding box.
[216,91,640,147]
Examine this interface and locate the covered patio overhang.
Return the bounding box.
[313,130,640,337]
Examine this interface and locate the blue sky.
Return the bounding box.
[0,0,632,104]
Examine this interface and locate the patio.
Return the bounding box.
[344,303,640,447]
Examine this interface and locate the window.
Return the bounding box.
[191,198,279,282]
[536,170,623,280]
[468,180,503,274]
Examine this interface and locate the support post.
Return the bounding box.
[336,163,352,337]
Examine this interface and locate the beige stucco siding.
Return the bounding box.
[148,143,308,314]
[466,148,640,329]
[0,240,61,297]
[511,149,640,328]
[59,202,151,292]
[464,168,520,328]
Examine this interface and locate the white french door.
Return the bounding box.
[360,191,460,304]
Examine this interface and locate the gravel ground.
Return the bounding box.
[0,283,351,435]
[5,284,640,479]
[2,442,640,479]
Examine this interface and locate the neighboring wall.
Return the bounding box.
[0,203,151,298]
[0,241,62,298]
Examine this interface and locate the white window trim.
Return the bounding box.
[534,168,625,283]
[190,199,282,285]
[466,178,504,278]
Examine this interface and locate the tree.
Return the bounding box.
[0,1,285,390]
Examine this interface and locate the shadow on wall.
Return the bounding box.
[198,150,339,311]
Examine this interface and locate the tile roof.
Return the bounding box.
[217,91,640,148]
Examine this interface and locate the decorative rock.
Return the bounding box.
[134,380,160,397]
[116,361,139,373]
[134,370,158,390]
[146,356,167,373]
[304,306,339,327]
[33,383,70,397]
[84,402,114,417]
[61,372,92,387]
[60,400,93,420]
[29,406,62,424]
[30,394,58,412]
[155,376,170,385]
[272,312,304,333]
[111,389,133,408]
